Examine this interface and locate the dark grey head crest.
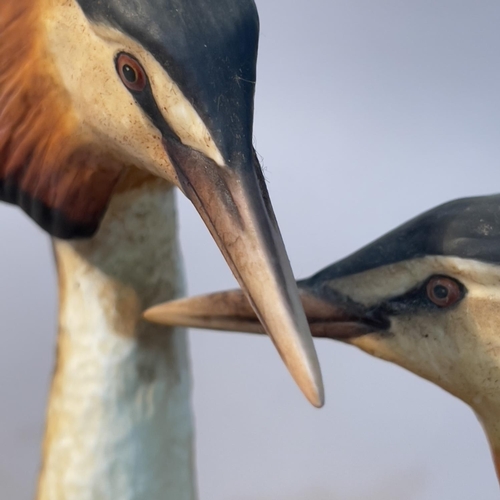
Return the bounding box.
[307,194,500,284]
[77,0,259,163]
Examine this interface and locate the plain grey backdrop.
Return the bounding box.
[1,0,499,498]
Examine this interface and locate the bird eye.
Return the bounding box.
[116,53,146,92]
[426,276,462,308]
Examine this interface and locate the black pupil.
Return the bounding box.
[122,64,137,83]
[433,284,449,300]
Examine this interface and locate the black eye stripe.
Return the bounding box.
[113,53,180,144]
[378,275,466,316]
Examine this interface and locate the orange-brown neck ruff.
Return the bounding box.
[0,0,123,238]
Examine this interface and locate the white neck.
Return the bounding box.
[37,176,197,500]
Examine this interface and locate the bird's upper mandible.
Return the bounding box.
[0,0,324,407]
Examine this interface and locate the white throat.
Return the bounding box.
[37,176,197,500]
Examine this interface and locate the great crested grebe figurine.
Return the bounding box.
[147,193,500,485]
[0,0,324,498]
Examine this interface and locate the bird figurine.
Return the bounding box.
[0,0,323,498]
[146,193,500,484]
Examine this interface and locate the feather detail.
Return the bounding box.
[0,0,123,238]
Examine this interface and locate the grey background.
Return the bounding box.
[1,0,499,498]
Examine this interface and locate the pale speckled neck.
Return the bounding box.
[38,177,197,500]
[474,399,500,483]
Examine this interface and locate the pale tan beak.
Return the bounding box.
[144,283,384,343]
[160,138,324,407]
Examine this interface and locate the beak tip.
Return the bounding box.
[143,300,189,326]
[312,397,325,409]
[142,306,163,324]
[286,322,325,408]
[285,342,325,408]
[304,382,325,408]
[304,368,325,408]
[314,376,325,408]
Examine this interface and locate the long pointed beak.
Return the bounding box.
[162,138,324,407]
[144,278,389,342]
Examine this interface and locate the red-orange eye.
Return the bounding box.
[116,53,146,92]
[426,277,462,308]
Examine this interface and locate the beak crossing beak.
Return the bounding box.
[161,137,324,407]
[145,275,388,346]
